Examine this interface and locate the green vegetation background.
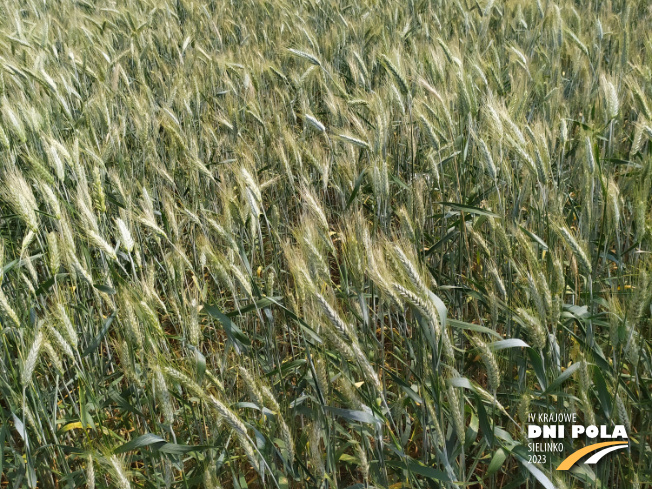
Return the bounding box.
[0,0,651,488]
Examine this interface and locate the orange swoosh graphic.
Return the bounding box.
[556,441,628,470]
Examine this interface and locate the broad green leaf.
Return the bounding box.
[427,290,448,330]
[225,296,281,317]
[475,392,494,446]
[514,454,556,489]
[487,447,507,475]
[528,348,547,391]
[385,460,452,482]
[325,407,381,425]
[157,443,213,455]
[449,319,502,339]
[544,361,582,394]
[114,433,165,454]
[94,284,116,295]
[489,339,530,351]
[204,303,251,352]
[345,168,367,210]
[265,297,323,344]
[518,226,548,250]
[82,311,116,357]
[436,202,499,217]
[386,370,424,404]
[594,367,612,418]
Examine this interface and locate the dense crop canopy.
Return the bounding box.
[0,0,651,487]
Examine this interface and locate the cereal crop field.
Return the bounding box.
[0,0,651,488]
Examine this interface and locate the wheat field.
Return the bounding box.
[0,0,651,487]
